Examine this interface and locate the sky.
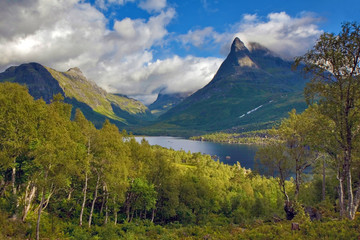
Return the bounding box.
[1,0,359,104]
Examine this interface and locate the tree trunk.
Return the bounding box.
[294,162,300,201]
[338,172,345,218]
[80,137,91,226]
[36,170,48,240]
[79,172,88,226]
[12,165,16,196]
[151,209,155,223]
[114,197,118,225]
[0,177,6,197]
[126,204,130,222]
[100,197,105,215]
[67,188,74,200]
[278,167,289,203]
[41,184,54,211]
[88,173,100,228]
[22,182,36,222]
[114,210,118,225]
[350,184,360,218]
[322,158,326,201]
[344,149,354,219]
[130,210,134,222]
[125,192,131,222]
[104,190,108,225]
[36,187,46,240]
[347,167,354,219]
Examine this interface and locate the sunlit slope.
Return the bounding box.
[0,62,151,127]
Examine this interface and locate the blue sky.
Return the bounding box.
[0,0,359,104]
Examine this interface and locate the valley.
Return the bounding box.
[1,2,360,236]
[0,37,309,138]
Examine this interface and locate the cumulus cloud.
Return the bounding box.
[87,54,222,105]
[178,12,322,59]
[179,27,221,48]
[0,1,323,105]
[233,12,323,59]
[95,0,166,12]
[139,0,167,13]
[0,0,221,105]
[0,0,107,68]
[95,0,132,10]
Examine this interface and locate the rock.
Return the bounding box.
[272,215,282,223]
[304,206,322,221]
[284,201,296,220]
[291,222,300,231]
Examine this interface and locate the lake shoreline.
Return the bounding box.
[134,136,259,170]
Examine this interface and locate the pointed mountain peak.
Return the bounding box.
[67,67,83,75]
[231,37,247,53]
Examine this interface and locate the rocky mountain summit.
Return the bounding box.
[155,37,308,133]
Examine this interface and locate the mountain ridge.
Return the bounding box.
[0,62,151,128]
[151,37,308,135]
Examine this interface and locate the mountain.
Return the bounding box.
[148,91,192,117]
[154,37,308,134]
[0,62,151,128]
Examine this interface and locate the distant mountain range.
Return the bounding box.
[148,91,192,117]
[0,38,308,135]
[0,63,151,128]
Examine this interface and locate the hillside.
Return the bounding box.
[148,91,192,117]
[150,38,308,134]
[0,62,151,127]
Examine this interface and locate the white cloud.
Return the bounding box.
[95,0,135,10]
[233,12,323,59]
[95,0,166,12]
[0,2,323,106]
[139,0,167,13]
[179,27,219,47]
[0,0,107,68]
[89,54,222,105]
[129,55,222,94]
[0,0,221,105]
[243,14,257,22]
[177,12,322,59]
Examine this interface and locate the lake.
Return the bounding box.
[135,136,259,170]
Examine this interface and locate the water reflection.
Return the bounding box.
[135,136,259,170]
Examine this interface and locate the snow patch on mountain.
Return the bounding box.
[239,100,274,118]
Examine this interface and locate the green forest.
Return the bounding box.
[1,23,360,240]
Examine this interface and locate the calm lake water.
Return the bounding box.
[135,136,259,170]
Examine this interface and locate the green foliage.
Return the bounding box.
[1,71,360,239]
[295,22,360,219]
[190,129,275,145]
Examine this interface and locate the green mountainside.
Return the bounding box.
[0,62,150,127]
[0,38,309,135]
[148,38,308,135]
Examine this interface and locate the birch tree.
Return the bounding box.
[295,22,360,219]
